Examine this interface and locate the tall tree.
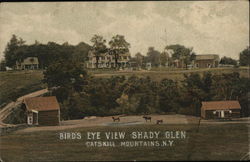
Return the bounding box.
[160,51,170,66]
[239,46,250,66]
[108,35,130,69]
[146,47,161,67]
[4,34,26,67]
[135,52,144,67]
[73,42,91,62]
[90,35,107,68]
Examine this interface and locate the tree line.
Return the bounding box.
[2,34,248,71]
[43,60,250,119]
[2,34,91,69]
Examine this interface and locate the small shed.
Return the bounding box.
[201,100,241,119]
[23,96,60,126]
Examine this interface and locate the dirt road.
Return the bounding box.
[17,114,250,133]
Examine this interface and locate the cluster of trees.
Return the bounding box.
[219,56,237,66]
[2,35,91,69]
[130,45,196,69]
[43,61,250,119]
[1,35,249,71]
[2,34,131,70]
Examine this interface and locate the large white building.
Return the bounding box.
[86,51,131,69]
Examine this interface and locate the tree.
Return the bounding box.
[43,59,88,92]
[4,34,26,67]
[135,52,144,67]
[90,35,107,68]
[158,79,180,112]
[0,60,6,71]
[166,44,195,69]
[239,46,250,66]
[108,35,130,69]
[160,51,169,66]
[73,42,91,62]
[146,47,161,67]
[220,56,237,65]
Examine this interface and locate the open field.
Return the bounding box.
[0,70,45,107]
[0,121,248,161]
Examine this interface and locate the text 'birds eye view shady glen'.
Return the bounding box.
[0,1,249,161]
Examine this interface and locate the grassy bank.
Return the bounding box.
[0,123,248,161]
[0,67,248,106]
[91,67,249,82]
[0,70,45,107]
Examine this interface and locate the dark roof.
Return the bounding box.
[201,100,241,110]
[24,96,60,111]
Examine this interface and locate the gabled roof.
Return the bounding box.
[195,54,219,60]
[201,100,241,110]
[22,57,39,64]
[24,96,60,111]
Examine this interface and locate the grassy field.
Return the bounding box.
[0,123,248,161]
[0,70,45,107]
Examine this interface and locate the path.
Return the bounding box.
[0,89,48,127]
[17,115,250,133]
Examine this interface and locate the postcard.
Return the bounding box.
[0,1,249,161]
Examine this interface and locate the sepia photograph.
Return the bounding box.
[0,1,249,161]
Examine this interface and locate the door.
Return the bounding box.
[221,111,225,118]
[27,115,33,125]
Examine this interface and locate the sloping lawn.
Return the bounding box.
[0,70,45,108]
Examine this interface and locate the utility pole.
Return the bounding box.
[160,28,168,70]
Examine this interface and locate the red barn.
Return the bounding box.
[23,96,60,126]
[201,100,241,119]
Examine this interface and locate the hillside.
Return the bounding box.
[91,67,249,82]
[0,67,248,108]
[0,70,45,107]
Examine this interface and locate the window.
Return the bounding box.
[123,56,127,60]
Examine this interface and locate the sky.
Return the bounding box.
[0,1,249,60]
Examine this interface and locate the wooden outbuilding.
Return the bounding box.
[201,100,241,119]
[23,96,60,126]
[194,54,219,68]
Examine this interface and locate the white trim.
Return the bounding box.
[31,110,38,113]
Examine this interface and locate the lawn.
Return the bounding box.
[0,70,45,107]
[0,123,248,161]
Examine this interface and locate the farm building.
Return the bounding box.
[201,100,241,119]
[194,54,219,68]
[23,96,60,126]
